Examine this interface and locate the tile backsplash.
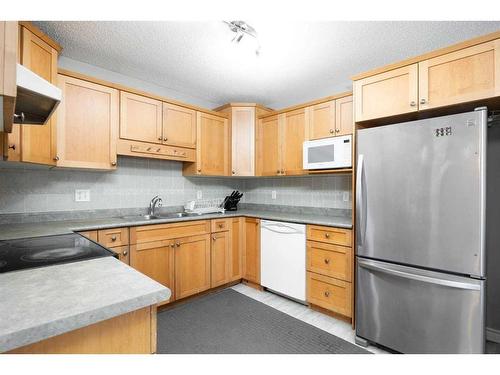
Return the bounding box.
[0,156,352,214]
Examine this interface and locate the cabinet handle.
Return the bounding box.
[111,235,117,242]
[197,169,201,173]
[111,161,117,166]
[122,250,128,256]
[175,242,180,247]
[281,169,285,174]
[276,169,280,174]
[329,129,334,134]
[325,233,330,238]
[232,170,235,175]
[212,236,217,241]
[157,148,161,152]
[53,156,59,161]
[410,101,416,107]
[324,258,330,264]
[420,98,427,105]
[218,223,223,228]
[8,144,16,150]
[324,291,330,297]
[335,129,339,133]
[163,137,168,141]
[158,137,162,141]
[170,243,175,248]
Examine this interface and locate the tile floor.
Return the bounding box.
[231,283,389,354]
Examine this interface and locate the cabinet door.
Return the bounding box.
[282,108,309,175]
[354,64,418,122]
[174,234,211,299]
[56,75,119,169]
[130,241,175,304]
[309,100,335,140]
[162,102,196,149]
[230,217,244,281]
[335,95,353,136]
[120,91,162,144]
[419,40,500,110]
[243,218,260,284]
[231,107,256,176]
[256,115,281,176]
[15,26,58,165]
[196,112,230,176]
[211,230,231,288]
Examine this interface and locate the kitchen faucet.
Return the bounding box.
[148,195,163,217]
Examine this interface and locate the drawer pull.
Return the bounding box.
[325,233,330,238]
[122,250,128,256]
[175,242,181,247]
[324,291,330,297]
[170,243,175,248]
[111,235,117,242]
[324,258,330,264]
[218,223,223,228]
[212,236,217,241]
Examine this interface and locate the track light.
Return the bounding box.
[224,20,260,56]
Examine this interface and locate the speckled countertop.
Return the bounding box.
[0,257,170,353]
[0,208,352,241]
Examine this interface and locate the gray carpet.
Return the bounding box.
[157,288,369,354]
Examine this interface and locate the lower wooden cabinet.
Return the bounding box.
[306,271,352,318]
[243,218,260,284]
[306,240,352,282]
[130,240,175,305]
[230,217,244,281]
[174,234,211,299]
[211,230,231,288]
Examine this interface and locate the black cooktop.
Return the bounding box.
[0,233,116,273]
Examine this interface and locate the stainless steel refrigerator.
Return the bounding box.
[355,108,487,354]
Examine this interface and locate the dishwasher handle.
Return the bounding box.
[261,222,305,235]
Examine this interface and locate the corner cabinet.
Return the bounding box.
[55,74,119,170]
[183,112,230,176]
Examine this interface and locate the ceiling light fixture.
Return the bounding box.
[224,20,261,56]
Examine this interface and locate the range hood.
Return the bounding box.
[14,63,62,125]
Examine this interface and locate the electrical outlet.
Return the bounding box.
[343,192,349,202]
[75,189,90,202]
[196,190,203,200]
[271,190,277,200]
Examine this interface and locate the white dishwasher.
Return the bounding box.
[260,220,306,302]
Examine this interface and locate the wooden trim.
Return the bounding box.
[310,304,352,324]
[150,305,157,354]
[241,279,263,291]
[351,30,500,81]
[58,68,228,118]
[19,21,62,53]
[307,168,352,175]
[213,102,274,112]
[1,21,18,133]
[258,91,353,118]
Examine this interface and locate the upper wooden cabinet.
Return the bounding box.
[183,111,230,176]
[281,107,309,176]
[309,100,335,139]
[256,114,281,176]
[0,21,18,134]
[120,91,162,144]
[335,95,353,136]
[354,64,418,122]
[4,22,59,164]
[418,40,500,110]
[162,102,196,149]
[56,74,119,169]
[353,35,500,122]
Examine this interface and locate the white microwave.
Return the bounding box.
[303,135,352,170]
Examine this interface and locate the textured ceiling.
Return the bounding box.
[35,21,500,109]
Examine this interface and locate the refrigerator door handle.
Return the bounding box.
[358,258,481,291]
[356,154,366,248]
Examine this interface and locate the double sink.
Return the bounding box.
[121,212,201,221]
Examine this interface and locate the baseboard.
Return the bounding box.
[486,327,500,343]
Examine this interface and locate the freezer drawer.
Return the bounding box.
[356,258,485,353]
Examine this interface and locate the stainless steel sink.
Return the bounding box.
[121,214,160,221]
[121,212,193,221]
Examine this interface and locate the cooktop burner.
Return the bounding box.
[0,233,116,273]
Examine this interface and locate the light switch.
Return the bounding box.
[75,189,90,202]
[343,192,349,202]
[271,190,277,200]
[196,190,203,200]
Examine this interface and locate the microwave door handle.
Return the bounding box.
[356,154,367,248]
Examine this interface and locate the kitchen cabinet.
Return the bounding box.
[306,225,352,247]
[306,272,352,318]
[56,74,119,169]
[130,240,175,304]
[162,102,196,149]
[0,21,17,134]
[306,241,352,281]
[353,64,418,122]
[98,227,130,265]
[418,40,500,110]
[309,100,336,139]
[230,217,244,281]
[211,230,231,288]
[183,111,230,176]
[120,91,162,144]
[174,234,211,299]
[243,217,260,284]
[78,230,98,242]
[335,95,353,136]
[4,22,60,164]
[281,107,309,175]
[256,114,281,176]
[130,220,210,244]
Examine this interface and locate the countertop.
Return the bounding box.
[0,257,170,353]
[0,208,352,241]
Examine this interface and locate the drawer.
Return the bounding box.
[110,245,130,265]
[306,225,352,247]
[130,220,210,244]
[78,230,98,242]
[98,227,129,247]
[307,240,352,281]
[211,218,231,233]
[307,272,352,317]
